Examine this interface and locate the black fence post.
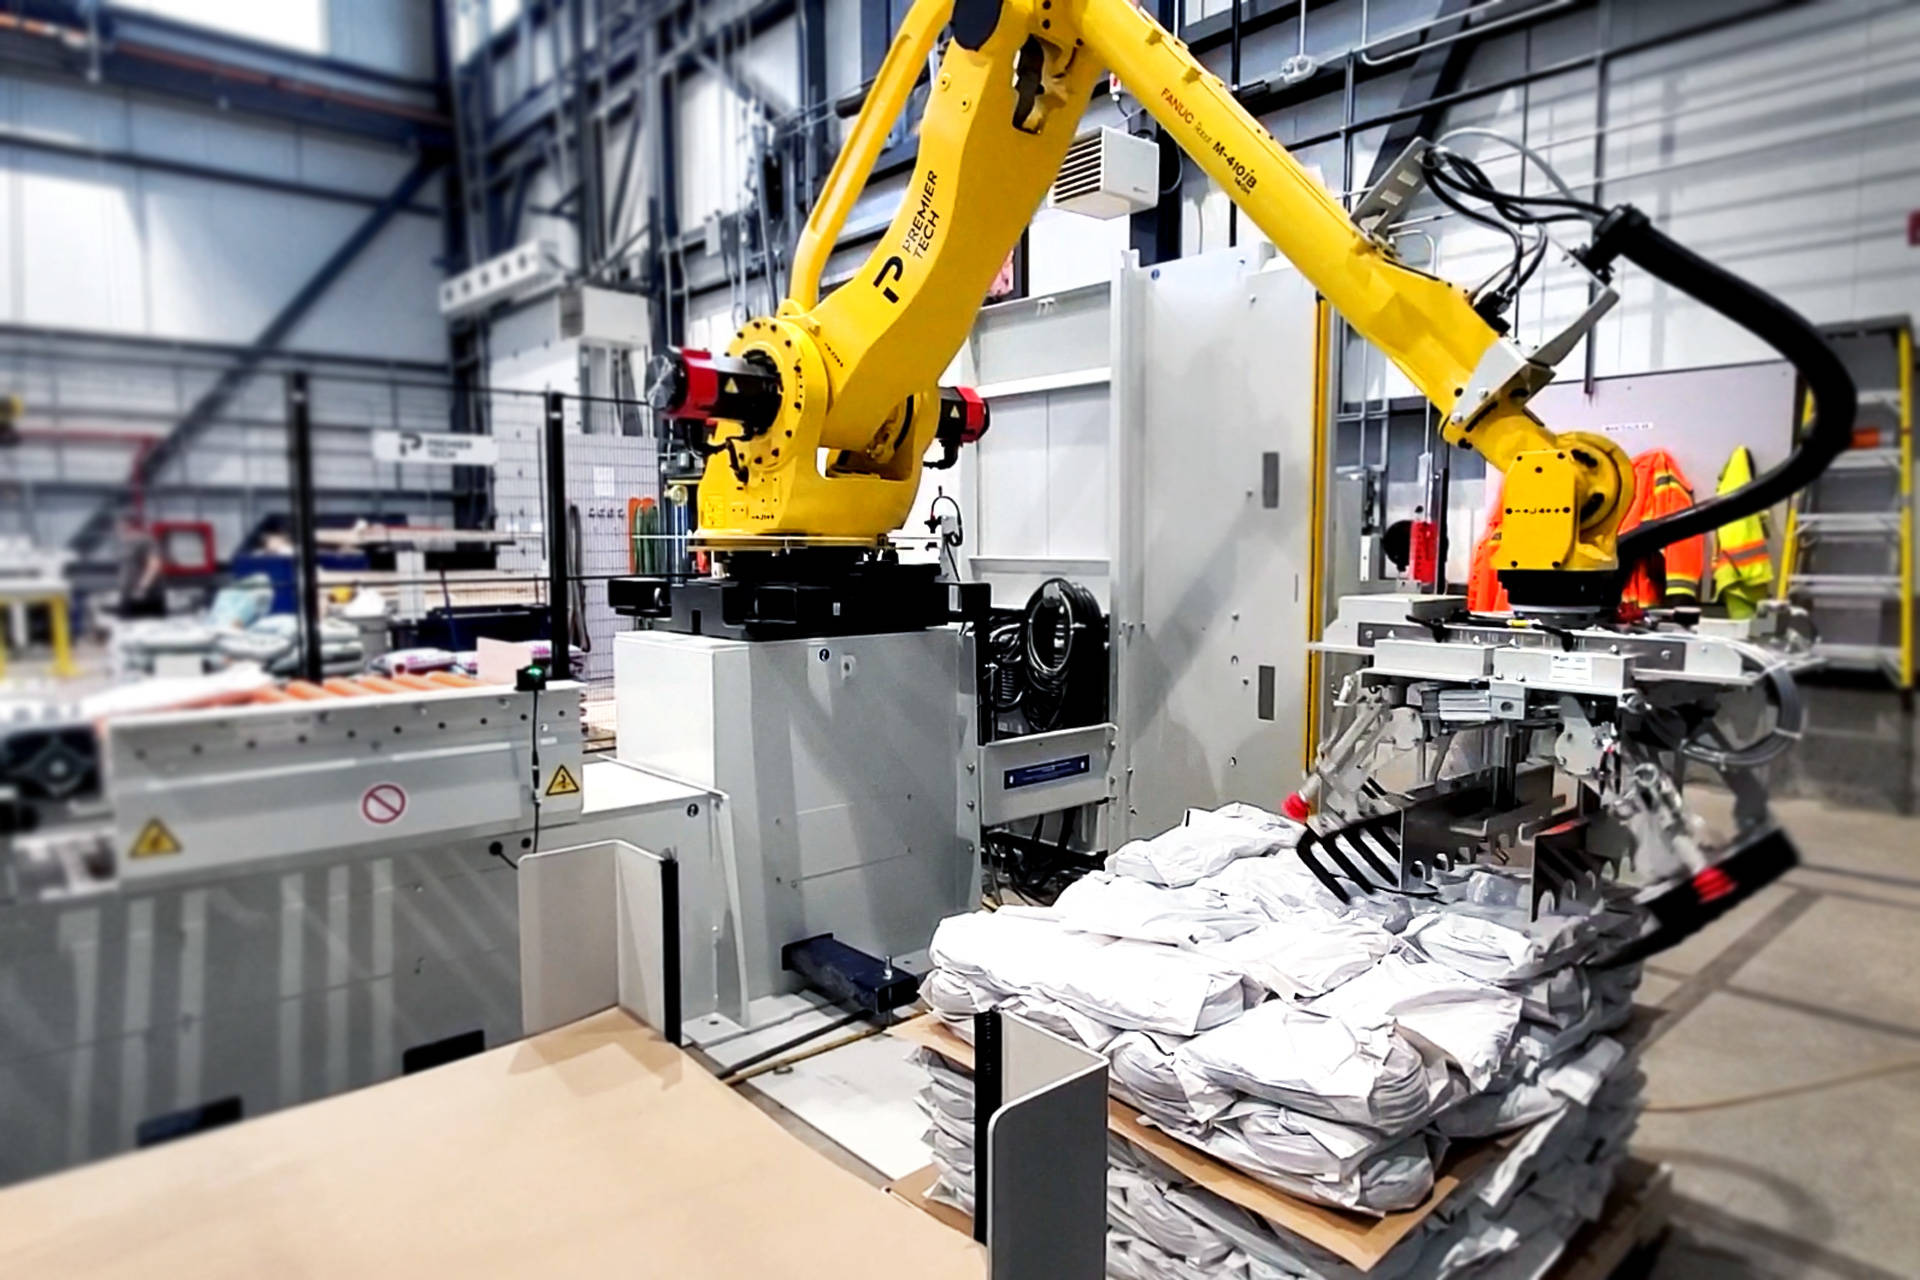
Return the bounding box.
[545,390,571,680]
[286,371,323,683]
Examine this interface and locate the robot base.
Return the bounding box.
[609,550,986,641]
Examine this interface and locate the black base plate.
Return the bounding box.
[1499,566,1627,612]
[609,554,987,640]
[781,933,921,1015]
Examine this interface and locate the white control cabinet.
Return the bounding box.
[613,628,977,1013]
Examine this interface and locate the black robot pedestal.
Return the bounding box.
[608,549,987,641]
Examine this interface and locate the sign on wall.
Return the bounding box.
[372,430,500,468]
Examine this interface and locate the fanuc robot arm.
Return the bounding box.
[641,0,1862,961]
[648,0,1854,613]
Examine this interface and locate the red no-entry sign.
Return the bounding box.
[361,783,408,826]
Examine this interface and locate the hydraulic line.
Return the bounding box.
[1576,209,1857,566]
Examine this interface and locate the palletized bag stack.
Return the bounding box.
[915,802,1647,1278]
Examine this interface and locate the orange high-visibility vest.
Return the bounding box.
[1467,483,1512,613]
[1618,450,1705,607]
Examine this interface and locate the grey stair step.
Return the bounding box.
[1812,642,1902,674]
[1826,448,1903,471]
[1795,512,1903,535]
[1790,573,1905,598]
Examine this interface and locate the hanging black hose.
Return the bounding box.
[1572,207,1857,568]
[1412,152,1856,599]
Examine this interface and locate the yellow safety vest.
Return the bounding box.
[1711,447,1773,619]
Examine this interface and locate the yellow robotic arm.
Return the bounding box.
[649,0,1106,543]
[648,0,1850,612]
[1072,0,1635,586]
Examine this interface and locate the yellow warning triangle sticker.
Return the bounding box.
[723,378,739,394]
[544,764,581,797]
[129,818,182,859]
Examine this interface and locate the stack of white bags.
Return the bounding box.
[917,803,1646,1279]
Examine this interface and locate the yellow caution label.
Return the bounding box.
[723,377,739,395]
[544,764,581,797]
[129,818,183,859]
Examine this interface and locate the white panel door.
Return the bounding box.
[1113,249,1320,838]
[1045,384,1111,560]
[976,394,1055,562]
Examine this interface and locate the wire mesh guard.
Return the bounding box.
[0,335,676,702]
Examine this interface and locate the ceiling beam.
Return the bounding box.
[0,3,450,149]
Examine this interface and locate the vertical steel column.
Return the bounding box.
[545,390,572,680]
[569,0,605,269]
[1129,0,1182,266]
[286,371,324,683]
[800,0,830,198]
[1227,0,1241,247]
[1582,0,1615,395]
[654,28,684,345]
[859,0,893,80]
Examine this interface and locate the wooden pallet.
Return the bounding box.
[892,1014,1511,1270]
[888,1011,1672,1277]
[891,1157,1670,1277]
[1553,1158,1672,1280]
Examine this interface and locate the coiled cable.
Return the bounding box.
[1643,642,1804,771]
[1020,578,1104,732]
[988,620,1026,713]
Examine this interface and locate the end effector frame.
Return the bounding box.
[1293,594,1808,960]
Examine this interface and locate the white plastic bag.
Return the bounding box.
[1309,953,1523,1094]
[1041,938,1249,1036]
[1106,803,1303,887]
[1194,913,1396,1002]
[1178,1001,1438,1131]
[1053,873,1264,948]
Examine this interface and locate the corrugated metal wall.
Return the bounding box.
[1171,0,1920,397]
[703,0,1913,387]
[0,4,457,560]
[463,0,1909,383]
[0,71,447,361]
[455,0,1912,595]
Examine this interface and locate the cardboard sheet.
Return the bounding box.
[892,1013,1509,1272]
[747,1031,938,1179]
[889,1164,976,1237]
[0,1009,984,1280]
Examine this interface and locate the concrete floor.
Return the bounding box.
[1639,795,1920,1280]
